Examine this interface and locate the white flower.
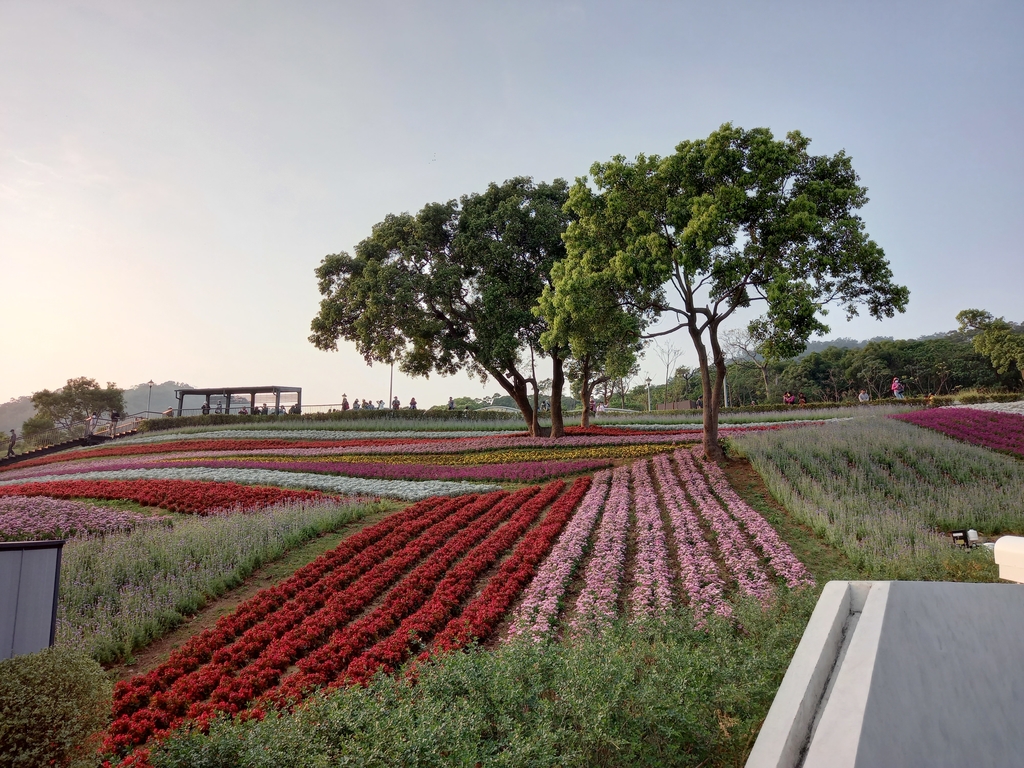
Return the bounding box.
[0,467,498,501]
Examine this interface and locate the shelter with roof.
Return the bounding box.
[173,386,301,416]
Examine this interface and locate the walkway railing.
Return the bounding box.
[9,413,150,457]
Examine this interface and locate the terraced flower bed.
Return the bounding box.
[3,420,823,767]
[893,406,1024,458]
[0,479,329,515]
[0,496,168,540]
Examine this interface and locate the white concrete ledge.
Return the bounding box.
[994,536,1024,583]
[746,581,856,768]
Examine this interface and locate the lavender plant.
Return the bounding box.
[732,414,1023,578]
[57,498,378,663]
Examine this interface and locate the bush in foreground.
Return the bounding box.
[148,592,816,768]
[0,646,111,767]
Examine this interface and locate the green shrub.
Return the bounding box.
[0,646,111,767]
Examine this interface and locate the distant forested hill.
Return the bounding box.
[0,396,36,435]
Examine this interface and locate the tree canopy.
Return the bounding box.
[560,123,910,458]
[309,177,572,436]
[957,309,1024,385]
[27,377,125,432]
[535,252,646,427]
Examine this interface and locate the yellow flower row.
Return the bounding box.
[217,444,684,466]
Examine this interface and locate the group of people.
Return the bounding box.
[782,391,808,406]
[782,377,907,405]
[339,395,417,411]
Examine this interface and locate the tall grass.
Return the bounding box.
[731,414,1023,579]
[596,403,914,426]
[57,500,381,664]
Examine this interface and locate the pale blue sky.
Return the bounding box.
[2,1,1022,406]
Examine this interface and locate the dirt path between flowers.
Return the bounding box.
[107,504,403,682]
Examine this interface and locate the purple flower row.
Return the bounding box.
[570,465,631,637]
[166,432,695,458]
[508,470,612,642]
[690,449,814,589]
[650,453,732,623]
[893,407,1024,458]
[0,496,167,541]
[3,456,610,484]
[674,450,774,605]
[628,460,674,620]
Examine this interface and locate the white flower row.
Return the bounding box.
[116,429,516,445]
[0,467,499,501]
[955,400,1024,415]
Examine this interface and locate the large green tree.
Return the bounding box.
[957,309,1024,387]
[535,255,647,428]
[562,124,910,459]
[27,377,125,432]
[309,178,572,436]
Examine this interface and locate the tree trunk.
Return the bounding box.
[579,355,591,428]
[690,323,725,462]
[550,350,566,438]
[491,368,548,436]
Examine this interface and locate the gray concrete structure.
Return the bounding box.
[0,540,64,660]
[747,580,1024,768]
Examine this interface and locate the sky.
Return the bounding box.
[2,0,1022,408]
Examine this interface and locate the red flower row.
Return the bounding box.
[0,479,326,515]
[267,484,560,702]
[186,491,515,719]
[428,475,593,655]
[105,492,509,754]
[342,480,572,685]
[111,495,448,718]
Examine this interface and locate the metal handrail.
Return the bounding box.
[9,412,150,456]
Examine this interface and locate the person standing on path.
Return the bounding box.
[86,411,98,435]
[891,377,905,399]
[6,430,16,458]
[858,390,870,403]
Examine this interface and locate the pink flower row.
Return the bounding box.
[650,453,732,623]
[508,470,612,641]
[893,407,1024,458]
[674,449,774,605]
[0,496,167,541]
[569,465,631,637]
[690,449,814,589]
[628,460,674,620]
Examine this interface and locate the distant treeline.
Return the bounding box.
[460,332,1022,412]
[659,335,1021,408]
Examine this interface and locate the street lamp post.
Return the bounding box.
[645,377,652,412]
[146,380,155,416]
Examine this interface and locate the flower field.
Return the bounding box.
[0,496,168,541]
[733,412,1024,578]
[1,418,831,766]
[0,479,330,515]
[892,406,1024,458]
